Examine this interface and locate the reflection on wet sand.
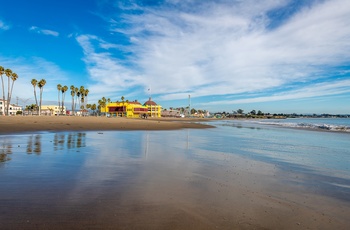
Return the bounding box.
[0,129,350,229]
[1,133,87,162]
[54,132,86,151]
[0,137,12,162]
[27,134,41,154]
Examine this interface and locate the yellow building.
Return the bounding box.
[40,105,66,116]
[101,98,162,118]
[143,97,162,118]
[102,100,148,118]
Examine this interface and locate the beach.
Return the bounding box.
[0,116,214,134]
[1,118,350,229]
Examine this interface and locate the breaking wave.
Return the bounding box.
[258,119,350,132]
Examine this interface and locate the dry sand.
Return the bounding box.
[0,116,214,134]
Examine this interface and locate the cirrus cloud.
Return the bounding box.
[29,26,59,37]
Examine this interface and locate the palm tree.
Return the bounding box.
[79,86,85,115]
[91,103,97,116]
[0,67,6,116]
[84,89,89,115]
[98,97,106,116]
[86,103,91,116]
[0,66,5,115]
[31,79,38,115]
[4,69,13,115]
[69,85,75,115]
[61,85,68,115]
[74,87,79,114]
[38,79,46,116]
[6,72,19,116]
[121,96,125,117]
[57,84,62,115]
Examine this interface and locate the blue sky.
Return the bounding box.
[1,0,350,114]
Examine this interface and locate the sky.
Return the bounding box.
[0,0,350,114]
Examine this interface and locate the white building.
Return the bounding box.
[0,99,23,116]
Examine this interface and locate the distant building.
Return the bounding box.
[102,100,148,118]
[0,99,23,116]
[40,105,66,116]
[161,109,183,118]
[143,97,162,118]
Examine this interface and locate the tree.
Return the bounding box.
[121,96,125,117]
[6,72,18,116]
[86,103,92,116]
[61,85,68,115]
[84,89,89,115]
[31,79,39,115]
[74,87,79,113]
[250,110,256,115]
[25,104,37,116]
[257,110,263,116]
[70,85,75,115]
[0,66,5,115]
[79,86,85,114]
[4,69,13,115]
[98,97,106,115]
[38,79,46,116]
[57,84,62,115]
[91,103,97,116]
[237,109,244,114]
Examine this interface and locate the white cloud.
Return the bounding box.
[29,26,59,37]
[80,0,350,104]
[0,20,10,30]
[0,56,69,105]
[76,34,143,96]
[203,79,350,105]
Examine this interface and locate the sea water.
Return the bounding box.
[1,119,350,228]
[257,117,350,132]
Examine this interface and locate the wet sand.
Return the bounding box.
[0,116,214,134]
[1,118,350,229]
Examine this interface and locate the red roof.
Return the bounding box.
[144,97,157,106]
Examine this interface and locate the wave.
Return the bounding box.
[258,120,350,132]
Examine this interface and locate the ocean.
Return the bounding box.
[1,118,350,229]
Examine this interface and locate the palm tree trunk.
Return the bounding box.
[7,81,15,116]
[71,97,74,116]
[6,76,10,115]
[57,91,60,116]
[0,75,5,116]
[61,92,65,115]
[34,90,38,115]
[39,89,43,116]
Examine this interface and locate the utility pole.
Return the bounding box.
[188,94,191,117]
[18,97,32,116]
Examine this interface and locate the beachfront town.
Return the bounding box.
[1,98,349,119]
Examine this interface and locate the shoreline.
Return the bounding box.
[0,116,215,134]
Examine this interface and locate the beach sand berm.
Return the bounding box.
[0,116,214,134]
